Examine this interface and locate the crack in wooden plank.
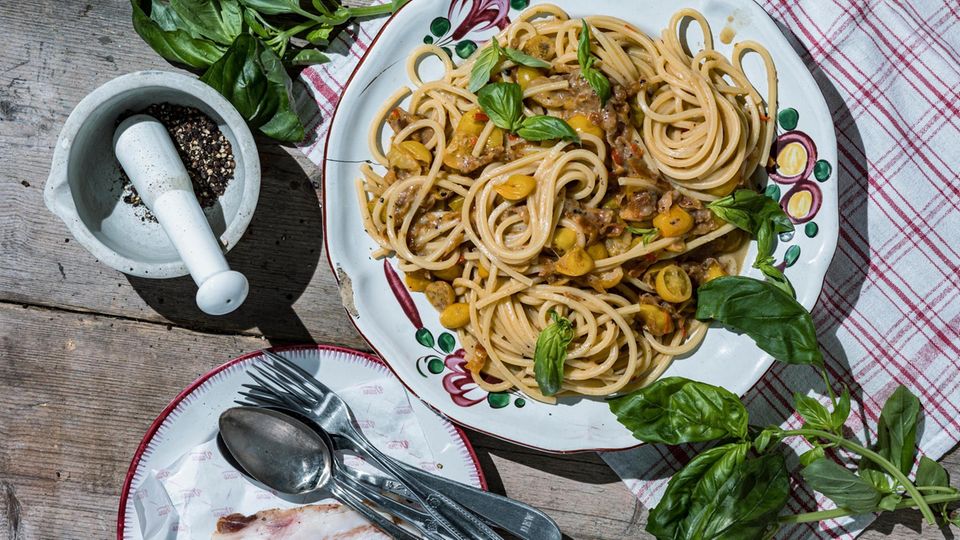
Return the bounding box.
[0,482,22,540]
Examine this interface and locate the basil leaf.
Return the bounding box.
[200,34,305,141]
[683,453,790,540]
[878,493,903,511]
[476,82,524,132]
[132,0,226,68]
[503,46,551,69]
[533,311,574,396]
[794,393,834,431]
[799,446,825,467]
[290,48,331,66]
[625,226,660,244]
[609,376,748,445]
[647,442,749,540]
[832,385,851,429]
[306,25,335,45]
[877,385,920,476]
[577,21,611,106]
[582,65,611,106]
[802,458,883,513]
[242,7,269,37]
[859,468,892,492]
[517,115,579,142]
[753,428,778,453]
[150,1,190,32]
[916,456,949,488]
[696,276,824,367]
[577,20,591,71]
[468,40,502,93]
[170,0,242,45]
[238,0,302,15]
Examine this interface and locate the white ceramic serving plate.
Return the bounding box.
[117,346,485,539]
[322,0,838,452]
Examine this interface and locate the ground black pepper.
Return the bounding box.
[119,103,235,220]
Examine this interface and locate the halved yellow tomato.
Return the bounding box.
[654,264,692,303]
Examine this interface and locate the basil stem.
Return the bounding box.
[777,427,937,524]
[779,493,960,524]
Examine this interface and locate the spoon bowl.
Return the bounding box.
[219,407,332,495]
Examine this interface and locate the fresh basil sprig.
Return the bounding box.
[468,39,551,92]
[476,82,579,143]
[131,0,403,141]
[611,270,959,536]
[708,189,796,297]
[476,82,525,131]
[625,225,660,245]
[577,21,611,106]
[696,275,823,367]
[533,310,575,396]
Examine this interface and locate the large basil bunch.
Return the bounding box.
[131,0,403,141]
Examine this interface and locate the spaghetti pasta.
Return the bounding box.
[356,5,777,403]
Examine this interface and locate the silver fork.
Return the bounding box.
[245,350,504,540]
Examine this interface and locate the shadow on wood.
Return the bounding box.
[126,142,324,345]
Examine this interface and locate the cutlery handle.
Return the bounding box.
[348,432,503,540]
[340,469,455,540]
[331,481,421,540]
[395,459,562,540]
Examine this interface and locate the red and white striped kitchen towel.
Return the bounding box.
[293,2,960,538]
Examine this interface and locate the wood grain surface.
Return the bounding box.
[0,1,956,539]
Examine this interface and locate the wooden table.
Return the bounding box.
[0,2,956,538]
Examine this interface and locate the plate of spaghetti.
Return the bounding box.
[322,0,838,452]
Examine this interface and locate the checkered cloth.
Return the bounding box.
[292,2,960,538]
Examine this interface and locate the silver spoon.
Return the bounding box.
[219,406,437,539]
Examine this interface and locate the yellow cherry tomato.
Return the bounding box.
[456,107,486,136]
[432,264,464,282]
[568,114,604,139]
[704,262,726,283]
[653,205,694,237]
[637,304,674,336]
[404,271,431,292]
[596,266,624,289]
[552,227,578,253]
[516,66,543,90]
[705,176,740,197]
[485,126,504,150]
[655,264,692,303]
[585,242,608,261]
[398,140,432,163]
[555,247,595,276]
[495,174,537,200]
[439,303,470,329]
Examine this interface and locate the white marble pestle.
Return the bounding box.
[113,114,248,316]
